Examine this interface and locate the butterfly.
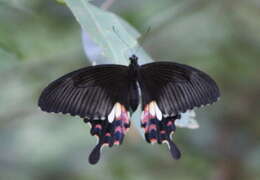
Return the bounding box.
[38,54,220,164]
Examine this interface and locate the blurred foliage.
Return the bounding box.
[0,0,260,180]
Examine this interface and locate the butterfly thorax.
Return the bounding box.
[128,54,139,81]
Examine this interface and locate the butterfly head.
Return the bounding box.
[129,54,138,66]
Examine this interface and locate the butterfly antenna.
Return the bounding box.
[112,26,131,49]
[135,26,151,55]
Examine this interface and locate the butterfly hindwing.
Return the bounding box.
[84,103,130,164]
[139,61,220,159]
[140,101,182,159]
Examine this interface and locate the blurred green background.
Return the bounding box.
[1,0,260,180]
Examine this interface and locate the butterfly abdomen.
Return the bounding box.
[127,81,139,112]
[127,56,141,112]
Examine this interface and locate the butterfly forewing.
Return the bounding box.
[139,61,220,115]
[39,65,131,118]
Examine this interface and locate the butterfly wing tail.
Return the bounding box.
[167,137,181,159]
[88,142,102,164]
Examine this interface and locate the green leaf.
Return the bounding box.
[64,0,152,65]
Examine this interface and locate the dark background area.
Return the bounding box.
[0,0,260,180]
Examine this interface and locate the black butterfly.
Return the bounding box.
[38,54,220,164]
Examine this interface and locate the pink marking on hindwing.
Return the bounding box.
[144,124,158,132]
[141,111,149,125]
[95,124,102,129]
[115,126,123,133]
[150,138,157,143]
[114,141,120,145]
[121,111,129,125]
[105,133,111,137]
[160,130,166,134]
[167,121,173,127]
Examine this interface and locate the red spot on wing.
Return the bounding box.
[105,133,111,136]
[95,124,102,129]
[141,111,149,125]
[114,140,120,145]
[160,130,166,134]
[149,124,157,131]
[150,138,157,143]
[115,126,123,133]
[145,124,157,132]
[167,121,173,126]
